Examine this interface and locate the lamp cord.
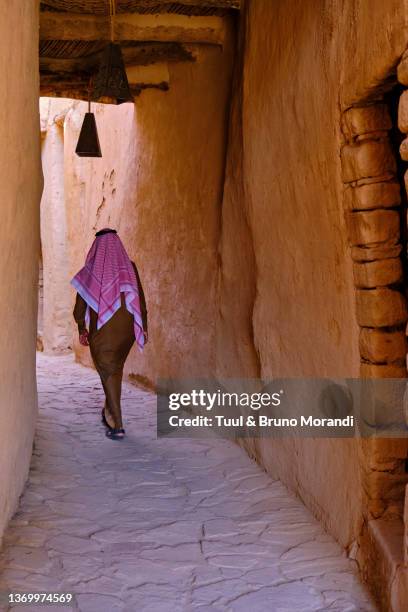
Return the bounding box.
[87,74,94,112]
[109,0,116,42]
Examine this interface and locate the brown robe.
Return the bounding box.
[73,261,147,429]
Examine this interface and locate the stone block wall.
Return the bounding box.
[340,103,408,378]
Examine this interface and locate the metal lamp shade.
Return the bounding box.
[91,42,133,105]
[75,112,102,158]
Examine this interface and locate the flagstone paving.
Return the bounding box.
[0,353,376,611]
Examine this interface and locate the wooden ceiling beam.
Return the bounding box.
[123,0,240,7]
[39,62,171,100]
[41,0,240,11]
[40,11,226,45]
[40,43,194,73]
[39,79,168,100]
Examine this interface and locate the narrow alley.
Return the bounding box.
[0,354,374,612]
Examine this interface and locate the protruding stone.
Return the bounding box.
[346,210,399,246]
[363,438,408,464]
[343,182,401,211]
[342,105,392,139]
[341,141,396,183]
[351,243,402,263]
[364,475,407,517]
[397,53,408,86]
[400,137,408,161]
[359,329,407,363]
[360,363,407,378]
[353,258,403,288]
[356,288,407,327]
[398,90,408,133]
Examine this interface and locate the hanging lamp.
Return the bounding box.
[91,0,133,105]
[75,97,102,158]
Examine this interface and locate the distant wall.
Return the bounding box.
[0,1,42,541]
[40,98,72,354]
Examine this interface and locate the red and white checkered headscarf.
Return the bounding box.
[71,231,145,351]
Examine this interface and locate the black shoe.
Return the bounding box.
[105,428,125,440]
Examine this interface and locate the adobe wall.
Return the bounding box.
[0,2,42,541]
[216,0,408,605]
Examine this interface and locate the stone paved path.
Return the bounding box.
[0,354,376,612]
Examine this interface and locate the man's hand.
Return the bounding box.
[143,330,148,344]
[79,329,90,346]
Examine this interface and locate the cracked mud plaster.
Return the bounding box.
[0,354,375,611]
